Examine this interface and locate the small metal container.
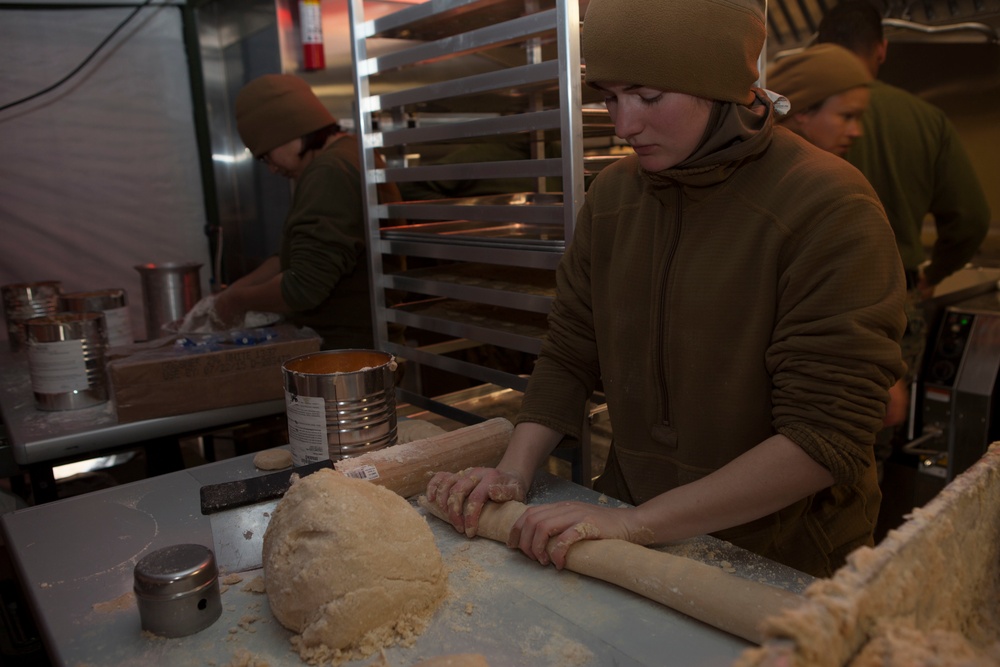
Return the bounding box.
[133,544,222,638]
[282,349,398,465]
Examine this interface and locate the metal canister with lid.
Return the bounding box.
[133,544,222,638]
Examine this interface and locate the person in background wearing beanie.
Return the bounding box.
[427,0,906,578]
[817,1,991,472]
[766,43,872,158]
[212,73,401,350]
[766,44,909,435]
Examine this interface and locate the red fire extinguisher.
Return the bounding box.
[300,0,325,71]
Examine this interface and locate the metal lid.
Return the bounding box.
[133,544,218,600]
[59,289,127,311]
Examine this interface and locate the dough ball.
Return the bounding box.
[397,419,448,444]
[252,448,292,471]
[263,469,446,661]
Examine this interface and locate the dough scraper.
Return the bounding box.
[199,459,333,572]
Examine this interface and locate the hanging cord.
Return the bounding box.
[0,0,157,114]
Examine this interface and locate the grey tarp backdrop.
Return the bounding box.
[0,3,212,343]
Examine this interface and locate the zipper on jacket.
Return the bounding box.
[650,190,683,445]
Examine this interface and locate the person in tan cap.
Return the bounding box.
[427,0,906,578]
[819,2,991,499]
[767,43,873,157]
[768,44,909,461]
[211,73,400,349]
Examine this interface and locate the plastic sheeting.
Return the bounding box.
[0,5,212,344]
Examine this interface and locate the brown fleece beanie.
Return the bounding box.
[235,74,336,157]
[767,44,873,118]
[582,0,766,106]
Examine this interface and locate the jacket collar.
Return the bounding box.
[643,88,775,192]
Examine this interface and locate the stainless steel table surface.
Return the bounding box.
[0,350,284,466]
[0,451,813,667]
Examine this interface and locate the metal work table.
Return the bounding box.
[0,450,812,667]
[0,350,285,502]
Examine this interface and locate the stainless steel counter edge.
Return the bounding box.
[1,350,285,464]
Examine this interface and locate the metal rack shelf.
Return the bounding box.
[350,0,602,482]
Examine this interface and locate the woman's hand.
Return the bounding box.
[426,467,527,538]
[508,501,653,570]
[211,289,245,328]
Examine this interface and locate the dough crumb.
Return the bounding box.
[573,522,600,539]
[224,647,272,667]
[238,614,261,632]
[221,573,244,586]
[242,576,266,593]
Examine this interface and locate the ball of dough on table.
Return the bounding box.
[263,469,447,661]
[252,448,292,471]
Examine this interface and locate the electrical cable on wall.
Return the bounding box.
[0,0,157,113]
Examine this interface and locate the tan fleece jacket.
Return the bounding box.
[518,92,906,576]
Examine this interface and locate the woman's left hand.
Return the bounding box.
[508,501,654,570]
[211,289,245,328]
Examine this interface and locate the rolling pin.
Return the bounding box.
[419,496,803,645]
[334,417,513,499]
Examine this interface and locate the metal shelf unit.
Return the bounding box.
[349,0,607,481]
[349,0,585,379]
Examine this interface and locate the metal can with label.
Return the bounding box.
[59,288,134,349]
[282,349,397,464]
[25,312,109,411]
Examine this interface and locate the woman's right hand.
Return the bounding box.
[426,467,527,538]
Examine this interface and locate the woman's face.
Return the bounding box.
[260,138,306,180]
[787,87,870,157]
[596,82,715,172]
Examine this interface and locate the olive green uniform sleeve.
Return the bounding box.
[847,81,990,285]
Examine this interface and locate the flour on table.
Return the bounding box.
[92,591,134,614]
[520,626,594,666]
